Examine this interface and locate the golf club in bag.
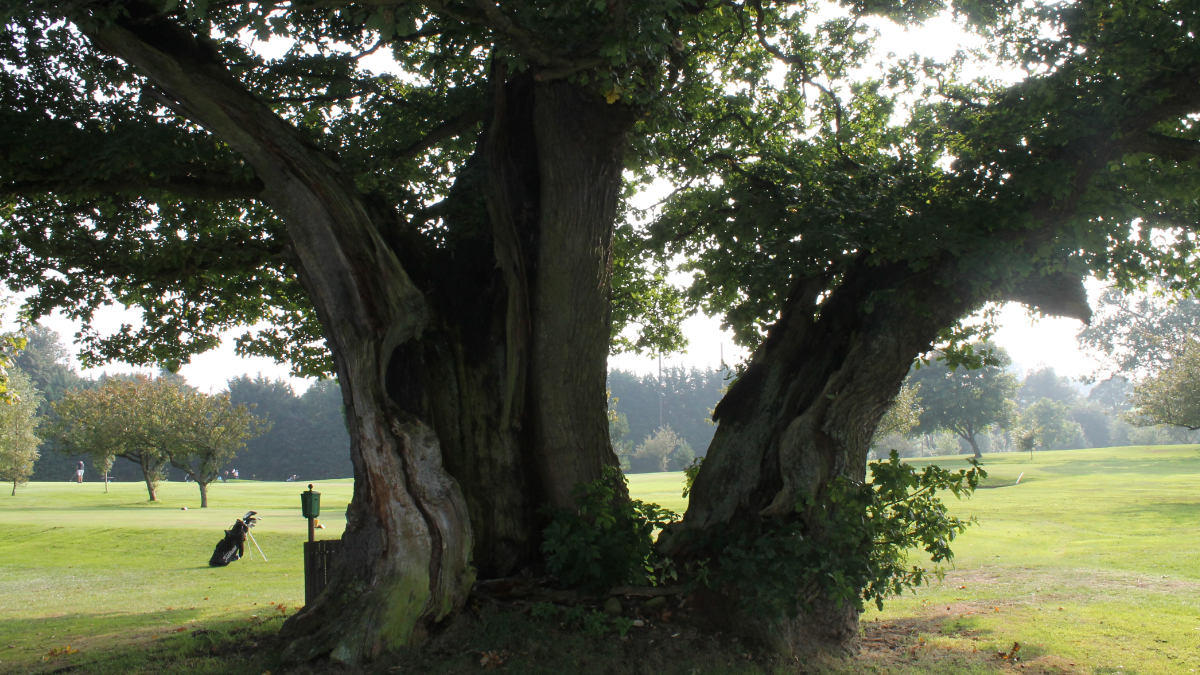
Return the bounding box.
[208,511,267,566]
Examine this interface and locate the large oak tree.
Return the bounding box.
[4,0,1200,664]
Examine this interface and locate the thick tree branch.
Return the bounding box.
[1120,131,1200,163]
[1007,270,1092,323]
[4,176,263,201]
[395,106,486,161]
[68,0,428,341]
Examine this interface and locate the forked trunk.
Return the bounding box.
[412,76,632,575]
[75,8,629,664]
[282,79,631,659]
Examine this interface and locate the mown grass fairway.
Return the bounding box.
[0,479,352,673]
[1,447,1199,672]
[848,446,1200,673]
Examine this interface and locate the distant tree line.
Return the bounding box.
[11,325,352,485]
[11,289,1200,489]
[873,335,1200,461]
[225,375,353,480]
[607,367,730,473]
[607,328,1200,471]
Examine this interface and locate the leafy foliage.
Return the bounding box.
[542,468,679,591]
[625,425,694,474]
[4,323,93,481]
[49,377,168,496]
[0,296,26,404]
[1128,338,1200,431]
[1017,398,1085,451]
[1078,288,1200,380]
[700,452,984,617]
[48,375,267,504]
[0,368,41,493]
[874,382,923,439]
[681,456,703,500]
[910,343,1018,456]
[1017,367,1080,407]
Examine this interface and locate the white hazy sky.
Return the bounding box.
[4,292,1103,395]
[608,301,1101,382]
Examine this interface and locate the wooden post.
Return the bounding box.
[304,539,341,606]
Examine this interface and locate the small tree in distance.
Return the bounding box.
[627,426,694,474]
[50,376,267,505]
[1018,398,1085,451]
[51,378,169,501]
[167,389,270,507]
[0,369,41,495]
[910,344,1019,460]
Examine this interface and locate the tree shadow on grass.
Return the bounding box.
[840,610,1081,674]
[1111,500,1200,522]
[0,608,288,674]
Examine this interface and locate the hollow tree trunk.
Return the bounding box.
[286,76,630,656]
[414,75,632,576]
[669,260,979,655]
[73,10,630,664]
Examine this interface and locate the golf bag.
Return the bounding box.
[208,511,259,567]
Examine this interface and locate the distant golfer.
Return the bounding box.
[76,461,84,483]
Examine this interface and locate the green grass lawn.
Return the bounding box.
[2,447,1199,672]
[0,479,353,673]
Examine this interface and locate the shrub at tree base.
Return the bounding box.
[652,452,982,652]
[544,454,983,654]
[542,468,679,591]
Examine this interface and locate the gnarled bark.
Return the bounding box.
[421,76,632,575]
[672,251,1092,652]
[668,259,979,653]
[72,7,473,662]
[69,5,632,663]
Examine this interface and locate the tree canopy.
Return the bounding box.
[1129,338,1200,431]
[49,375,267,505]
[1078,288,1200,378]
[4,0,1200,664]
